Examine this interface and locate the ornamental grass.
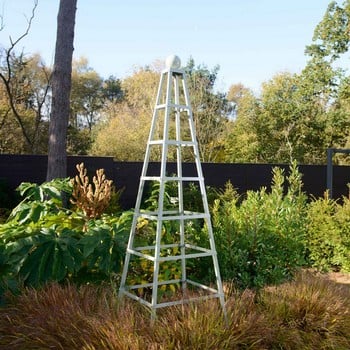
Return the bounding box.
[0,270,349,350]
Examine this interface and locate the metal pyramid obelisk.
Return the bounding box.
[119,55,226,318]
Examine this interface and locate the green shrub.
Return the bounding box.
[211,162,308,289]
[335,194,350,271]
[305,192,350,272]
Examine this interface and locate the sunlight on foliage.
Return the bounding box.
[70,162,113,219]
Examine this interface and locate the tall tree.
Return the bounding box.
[46,0,77,181]
[70,57,104,131]
[303,0,350,163]
[305,0,350,62]
[224,84,260,163]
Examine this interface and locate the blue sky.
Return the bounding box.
[0,0,334,93]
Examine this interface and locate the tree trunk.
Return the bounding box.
[46,0,77,181]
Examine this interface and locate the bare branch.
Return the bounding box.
[0,1,5,32]
[8,0,38,52]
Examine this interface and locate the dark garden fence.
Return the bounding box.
[0,154,349,209]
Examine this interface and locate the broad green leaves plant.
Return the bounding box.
[0,177,130,289]
[7,178,72,225]
[10,227,83,286]
[79,212,131,277]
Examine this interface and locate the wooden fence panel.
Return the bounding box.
[0,155,349,209]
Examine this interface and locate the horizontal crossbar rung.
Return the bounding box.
[139,212,209,221]
[122,278,219,296]
[132,243,210,253]
[155,103,190,110]
[141,176,202,182]
[133,243,179,251]
[126,248,213,261]
[148,140,195,146]
[184,244,212,253]
[127,279,181,290]
[186,279,219,294]
[120,289,222,310]
[120,291,152,308]
[328,148,350,154]
[160,251,213,261]
[156,293,221,308]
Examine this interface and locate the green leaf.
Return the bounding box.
[51,247,67,281]
[20,243,54,285]
[41,184,62,200]
[15,227,83,286]
[79,222,125,276]
[28,203,46,223]
[17,182,40,200]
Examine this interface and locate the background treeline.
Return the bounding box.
[0,0,349,165]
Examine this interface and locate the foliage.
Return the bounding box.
[66,126,92,155]
[127,180,182,297]
[224,1,350,165]
[211,162,308,289]
[305,192,350,272]
[259,72,328,163]
[70,57,104,132]
[224,84,261,163]
[90,107,151,160]
[2,1,350,163]
[0,174,129,289]
[70,162,113,219]
[68,59,124,156]
[90,68,159,160]
[225,67,349,164]
[184,57,231,162]
[0,270,349,349]
[305,0,350,62]
[57,58,123,156]
[91,60,230,162]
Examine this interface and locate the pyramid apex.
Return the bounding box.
[165,54,181,69]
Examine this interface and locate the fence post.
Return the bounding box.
[326,148,334,198]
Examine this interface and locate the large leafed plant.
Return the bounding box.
[0,165,130,293]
